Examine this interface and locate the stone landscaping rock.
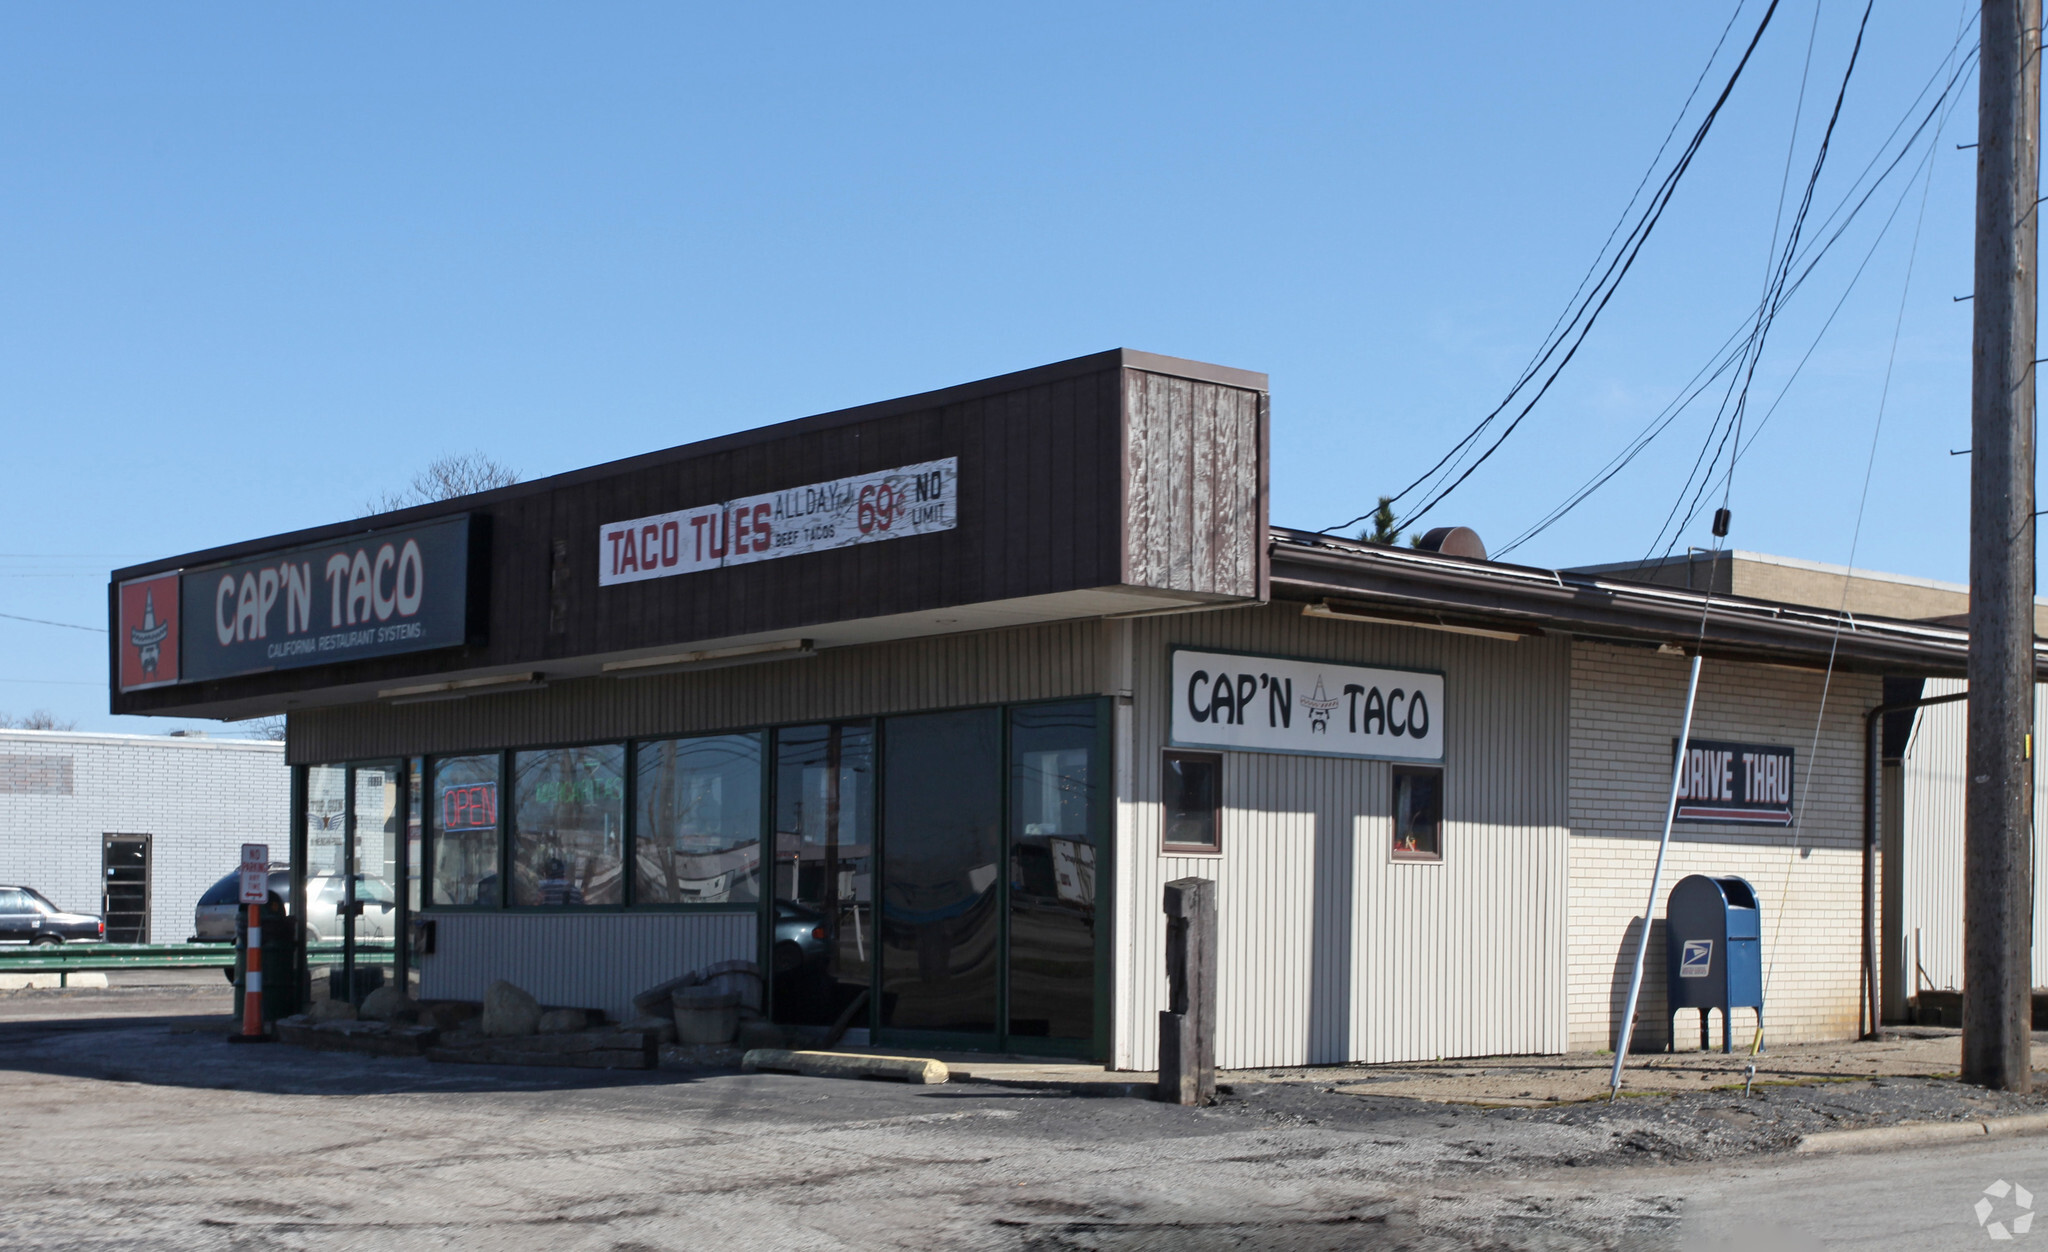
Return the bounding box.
[308,998,358,1023]
[631,971,699,1014]
[536,1008,588,1035]
[659,1042,745,1070]
[481,980,542,1037]
[425,1028,657,1070]
[418,1001,482,1031]
[358,987,420,1023]
[623,1013,678,1044]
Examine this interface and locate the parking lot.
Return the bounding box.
[5,985,2048,1251]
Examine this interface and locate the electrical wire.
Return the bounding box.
[1648,0,1877,571]
[0,611,105,633]
[1491,21,1979,558]
[1321,0,1781,537]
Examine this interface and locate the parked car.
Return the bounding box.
[0,885,105,945]
[193,870,396,943]
[192,869,290,942]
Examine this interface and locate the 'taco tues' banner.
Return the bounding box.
[598,458,958,587]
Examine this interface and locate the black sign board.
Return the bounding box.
[1673,737,1794,826]
[178,516,472,683]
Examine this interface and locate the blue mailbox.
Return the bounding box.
[1664,874,1764,1053]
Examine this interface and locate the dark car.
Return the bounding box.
[0,885,105,945]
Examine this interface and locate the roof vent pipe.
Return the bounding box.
[1413,526,1487,561]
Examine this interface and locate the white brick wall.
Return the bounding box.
[1567,641,1878,1050]
[0,731,289,943]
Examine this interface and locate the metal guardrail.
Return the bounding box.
[0,940,396,972]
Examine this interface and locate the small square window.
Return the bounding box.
[1162,751,1221,854]
[1391,765,1443,861]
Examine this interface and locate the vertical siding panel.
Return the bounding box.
[1114,603,1569,1072]
[1897,678,2048,993]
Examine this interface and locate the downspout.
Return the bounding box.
[1863,688,1968,1039]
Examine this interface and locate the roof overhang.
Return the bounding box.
[1269,528,2043,680]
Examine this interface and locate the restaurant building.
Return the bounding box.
[109,350,2026,1069]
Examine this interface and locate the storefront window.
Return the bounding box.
[1392,764,1443,861]
[636,734,763,905]
[429,755,501,907]
[1008,701,1100,1040]
[511,745,626,906]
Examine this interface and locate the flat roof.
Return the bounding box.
[1567,548,2048,606]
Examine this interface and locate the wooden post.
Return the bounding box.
[1158,877,1216,1106]
[1965,0,2039,1093]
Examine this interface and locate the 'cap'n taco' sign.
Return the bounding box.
[1169,648,1444,762]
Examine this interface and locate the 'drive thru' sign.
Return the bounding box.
[598,458,958,587]
[1169,648,1444,762]
[1672,737,1794,826]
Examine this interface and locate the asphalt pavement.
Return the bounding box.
[0,991,2043,1250]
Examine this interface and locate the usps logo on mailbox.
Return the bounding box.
[1680,939,1713,979]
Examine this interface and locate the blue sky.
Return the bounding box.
[0,2,1998,733]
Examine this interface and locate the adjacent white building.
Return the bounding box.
[0,730,289,943]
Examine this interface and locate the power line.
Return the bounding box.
[1321,0,1778,538]
[1387,0,1788,537]
[0,611,106,633]
[1490,18,1979,557]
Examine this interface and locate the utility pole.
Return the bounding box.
[1965,0,2039,1093]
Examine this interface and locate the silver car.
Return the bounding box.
[192,870,396,942]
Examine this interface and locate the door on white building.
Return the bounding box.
[101,834,150,944]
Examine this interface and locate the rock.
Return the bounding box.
[536,1008,588,1035]
[632,972,700,1014]
[481,980,542,1037]
[359,987,420,1023]
[308,998,358,1023]
[425,1028,657,1070]
[418,1001,482,1031]
[674,986,740,1045]
[623,1013,678,1044]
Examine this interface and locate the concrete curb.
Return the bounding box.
[1796,1111,2048,1154]
[742,1048,949,1085]
[949,1073,1158,1099]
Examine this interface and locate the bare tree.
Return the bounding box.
[240,716,287,742]
[367,452,521,515]
[1,709,78,731]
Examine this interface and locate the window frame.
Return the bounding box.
[1159,749,1223,856]
[634,729,771,912]
[1389,763,1445,864]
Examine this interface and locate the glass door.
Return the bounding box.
[771,724,874,1027]
[340,761,402,1008]
[1006,701,1103,1053]
[302,764,347,1007]
[877,709,1003,1042]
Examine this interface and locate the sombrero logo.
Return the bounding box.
[129,590,170,679]
[117,573,181,691]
